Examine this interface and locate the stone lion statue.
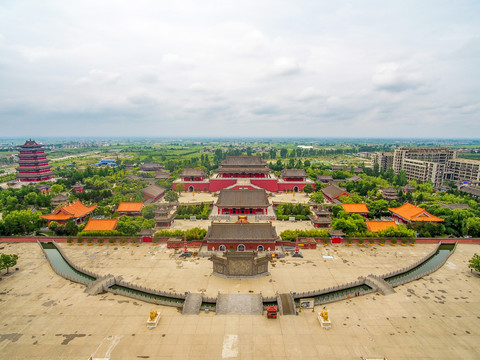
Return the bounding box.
[320,309,329,322]
[149,310,158,321]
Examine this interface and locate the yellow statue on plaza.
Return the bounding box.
[149,310,158,321]
[320,309,329,322]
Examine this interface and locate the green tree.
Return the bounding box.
[175,183,185,193]
[24,192,38,205]
[49,184,64,195]
[303,184,314,194]
[1,254,19,274]
[164,190,179,203]
[65,219,79,236]
[2,210,44,235]
[368,200,389,218]
[464,217,480,237]
[142,205,157,219]
[468,253,480,272]
[48,221,59,232]
[394,170,408,186]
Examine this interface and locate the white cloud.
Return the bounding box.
[372,63,424,92]
[269,57,301,77]
[75,69,121,85]
[0,0,479,138]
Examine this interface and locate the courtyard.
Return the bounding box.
[0,241,479,359]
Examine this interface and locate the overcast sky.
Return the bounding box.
[1,1,479,139]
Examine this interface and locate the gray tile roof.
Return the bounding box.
[281,169,307,178]
[346,175,362,182]
[216,189,269,208]
[205,222,278,240]
[322,184,348,199]
[181,168,206,177]
[141,184,166,198]
[220,156,268,167]
[459,186,480,197]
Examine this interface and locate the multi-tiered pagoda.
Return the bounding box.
[16,139,54,182]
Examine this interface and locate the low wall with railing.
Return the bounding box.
[382,242,457,288]
[107,287,184,308]
[291,279,367,300]
[114,278,187,300]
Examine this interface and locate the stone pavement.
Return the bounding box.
[0,242,479,359]
[216,294,263,315]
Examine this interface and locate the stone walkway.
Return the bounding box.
[216,294,263,315]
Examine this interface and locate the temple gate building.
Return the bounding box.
[40,200,97,225]
[309,206,332,228]
[215,189,269,215]
[117,202,143,216]
[173,155,314,193]
[322,184,350,204]
[204,222,279,251]
[389,202,444,225]
[342,203,370,218]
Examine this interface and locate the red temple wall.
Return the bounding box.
[278,182,313,192]
[173,182,210,192]
[250,179,279,192]
[208,179,237,192]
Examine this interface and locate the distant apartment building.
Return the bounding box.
[371,152,394,172]
[370,147,457,187]
[444,158,480,185]
[401,159,446,187]
[371,147,480,187]
[392,147,456,174]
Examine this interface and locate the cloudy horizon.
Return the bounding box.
[1,1,479,138]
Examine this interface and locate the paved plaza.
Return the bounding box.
[0,241,479,359]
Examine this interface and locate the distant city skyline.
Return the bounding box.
[1,1,479,138]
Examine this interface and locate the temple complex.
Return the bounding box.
[83,218,118,231]
[173,155,314,193]
[16,139,54,182]
[40,200,97,225]
[381,187,399,201]
[204,222,279,251]
[50,194,69,207]
[389,202,444,224]
[154,204,176,228]
[322,184,350,204]
[71,182,85,193]
[117,202,143,216]
[217,156,269,178]
[140,162,162,172]
[309,206,332,228]
[366,220,398,233]
[141,184,166,203]
[342,203,370,218]
[215,189,269,215]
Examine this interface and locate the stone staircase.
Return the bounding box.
[182,293,203,315]
[85,275,116,295]
[277,293,296,315]
[364,275,396,295]
[224,179,263,190]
